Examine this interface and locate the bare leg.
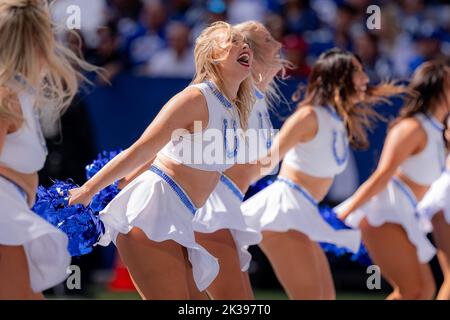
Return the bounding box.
[311,242,336,299]
[116,227,192,300]
[359,219,435,300]
[259,230,326,299]
[196,229,254,299]
[431,212,450,300]
[0,245,36,299]
[184,247,210,300]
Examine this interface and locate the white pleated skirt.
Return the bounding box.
[98,165,219,291]
[336,178,436,263]
[417,171,450,231]
[193,175,262,271]
[0,176,70,293]
[242,177,361,253]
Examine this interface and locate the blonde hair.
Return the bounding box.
[0,0,97,129]
[234,20,290,111]
[192,21,254,129]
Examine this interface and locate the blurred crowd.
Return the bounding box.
[51,0,450,84]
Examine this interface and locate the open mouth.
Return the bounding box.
[237,52,250,67]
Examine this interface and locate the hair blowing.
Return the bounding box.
[0,0,98,129]
[296,48,406,149]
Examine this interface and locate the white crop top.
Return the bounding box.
[159,81,245,172]
[236,88,274,163]
[399,113,446,185]
[283,105,349,178]
[0,80,47,174]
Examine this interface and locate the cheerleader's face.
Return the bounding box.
[351,59,369,102]
[215,32,253,83]
[252,27,283,83]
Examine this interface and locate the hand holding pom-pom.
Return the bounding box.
[68,186,95,207]
[33,180,104,257]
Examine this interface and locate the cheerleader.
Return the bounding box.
[68,22,254,299]
[242,48,404,299]
[337,60,450,299]
[417,113,450,300]
[191,21,283,299]
[0,0,95,299]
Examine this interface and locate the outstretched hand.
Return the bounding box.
[68,186,94,207]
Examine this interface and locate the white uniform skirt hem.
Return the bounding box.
[417,171,450,231]
[242,177,361,253]
[98,166,219,291]
[336,178,436,263]
[194,175,262,271]
[0,176,70,293]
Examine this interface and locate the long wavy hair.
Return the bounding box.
[297,48,405,149]
[393,59,450,126]
[192,21,254,129]
[0,0,98,129]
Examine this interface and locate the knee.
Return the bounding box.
[420,280,436,300]
[398,281,435,300]
[285,277,322,300]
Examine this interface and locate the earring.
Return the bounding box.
[255,73,263,84]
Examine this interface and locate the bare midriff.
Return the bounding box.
[394,170,430,202]
[154,154,221,208]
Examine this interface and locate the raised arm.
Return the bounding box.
[69,87,208,206]
[338,118,426,220]
[258,106,318,175]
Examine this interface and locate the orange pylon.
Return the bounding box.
[108,255,136,291]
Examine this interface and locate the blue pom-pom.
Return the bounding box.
[86,150,122,213]
[244,177,275,200]
[86,150,122,180]
[32,180,104,257]
[319,205,372,266]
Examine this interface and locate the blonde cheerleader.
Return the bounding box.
[337,60,450,299]
[0,0,95,299]
[69,22,255,299]
[192,21,284,299]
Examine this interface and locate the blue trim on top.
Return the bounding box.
[205,80,233,110]
[149,165,197,215]
[323,105,343,122]
[254,87,265,100]
[258,111,273,149]
[425,113,444,132]
[392,177,417,208]
[276,176,319,207]
[220,174,245,201]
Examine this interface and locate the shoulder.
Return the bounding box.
[390,116,426,139]
[282,105,319,142]
[160,85,209,124]
[387,116,427,150]
[292,105,317,122]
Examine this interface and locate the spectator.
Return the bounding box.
[265,13,286,43]
[408,25,445,74]
[124,0,168,70]
[334,2,358,51]
[227,0,267,24]
[353,31,392,83]
[145,21,195,78]
[376,5,416,78]
[282,0,320,34]
[282,34,311,79]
